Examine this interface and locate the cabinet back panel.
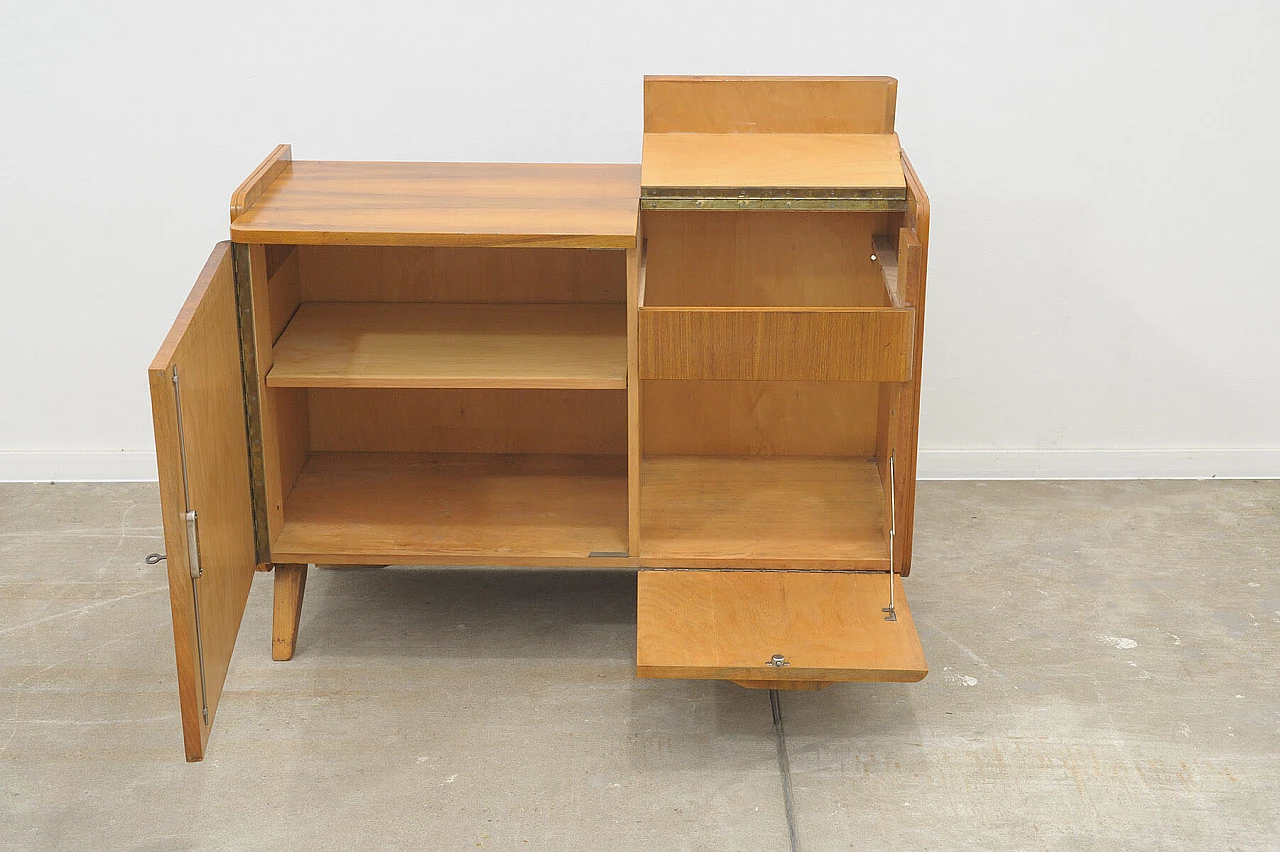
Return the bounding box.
[308,388,626,454]
[296,245,626,303]
[642,380,878,456]
[642,210,888,307]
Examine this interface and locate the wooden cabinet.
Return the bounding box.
[149,76,931,760]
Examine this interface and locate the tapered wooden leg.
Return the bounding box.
[272,563,307,661]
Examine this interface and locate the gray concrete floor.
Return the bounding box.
[0,481,1277,851]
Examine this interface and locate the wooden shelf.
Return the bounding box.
[272,452,629,564]
[640,456,889,569]
[266,303,627,390]
[230,161,641,248]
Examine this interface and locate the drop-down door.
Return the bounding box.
[637,570,927,688]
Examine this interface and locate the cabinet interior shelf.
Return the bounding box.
[267,302,627,389]
[639,456,890,569]
[272,452,629,564]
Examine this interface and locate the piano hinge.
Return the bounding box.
[883,453,897,622]
[172,366,210,725]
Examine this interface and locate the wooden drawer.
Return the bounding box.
[639,306,915,382]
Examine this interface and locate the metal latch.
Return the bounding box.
[767,654,790,668]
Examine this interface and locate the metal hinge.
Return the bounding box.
[184,510,201,580]
[883,453,897,622]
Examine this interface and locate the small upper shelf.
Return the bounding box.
[230,158,641,249]
[267,302,627,390]
[641,133,906,211]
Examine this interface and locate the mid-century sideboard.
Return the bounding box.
[149,75,931,761]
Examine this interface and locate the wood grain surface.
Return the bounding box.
[230,144,291,222]
[230,162,641,248]
[246,245,307,543]
[641,132,904,191]
[295,244,627,303]
[306,388,626,455]
[641,380,879,457]
[636,570,926,682]
[643,76,897,134]
[266,303,627,389]
[639,306,914,382]
[640,456,890,569]
[149,242,257,761]
[271,452,629,564]
[271,564,307,661]
[894,152,931,577]
[641,209,888,307]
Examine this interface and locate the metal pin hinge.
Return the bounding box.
[883,453,898,622]
[184,511,202,579]
[768,654,790,668]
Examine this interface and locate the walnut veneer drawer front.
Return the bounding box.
[639,306,915,382]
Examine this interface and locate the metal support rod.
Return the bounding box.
[770,690,801,852]
[172,367,210,724]
[883,453,897,622]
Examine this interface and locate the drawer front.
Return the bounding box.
[639,307,915,382]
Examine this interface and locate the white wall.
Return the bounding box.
[1,1,1277,480]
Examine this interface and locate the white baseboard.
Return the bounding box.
[1,449,1277,483]
[0,452,158,482]
[917,449,1280,480]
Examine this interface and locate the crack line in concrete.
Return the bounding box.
[0,585,166,636]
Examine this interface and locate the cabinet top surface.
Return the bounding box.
[640,132,905,208]
[230,161,641,248]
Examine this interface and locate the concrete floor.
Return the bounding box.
[0,481,1277,851]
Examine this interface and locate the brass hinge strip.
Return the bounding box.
[232,243,270,565]
[641,185,907,212]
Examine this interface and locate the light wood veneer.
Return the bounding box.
[637,571,926,682]
[267,303,627,390]
[272,452,629,565]
[231,162,641,249]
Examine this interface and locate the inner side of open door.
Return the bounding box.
[148,241,259,761]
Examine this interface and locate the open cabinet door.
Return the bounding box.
[637,571,926,688]
[149,242,258,761]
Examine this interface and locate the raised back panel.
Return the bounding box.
[296,245,627,303]
[230,144,292,222]
[643,210,889,307]
[643,76,897,134]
